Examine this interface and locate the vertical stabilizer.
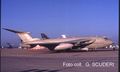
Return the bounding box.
[3,28,33,42]
[41,33,49,39]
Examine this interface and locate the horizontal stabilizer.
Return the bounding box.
[2,28,29,33]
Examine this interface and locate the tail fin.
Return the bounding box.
[41,33,49,39]
[3,28,33,42]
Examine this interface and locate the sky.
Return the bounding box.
[1,0,118,47]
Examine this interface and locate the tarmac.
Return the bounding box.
[1,48,119,72]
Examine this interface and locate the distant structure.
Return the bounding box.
[6,42,13,48]
[61,35,67,38]
[0,45,4,48]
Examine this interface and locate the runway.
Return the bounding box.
[1,48,118,72]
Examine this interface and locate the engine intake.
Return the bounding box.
[54,43,73,50]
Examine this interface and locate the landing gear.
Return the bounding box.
[113,47,116,51]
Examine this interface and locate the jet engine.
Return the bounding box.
[20,44,31,49]
[80,47,89,51]
[54,43,73,50]
[20,44,37,49]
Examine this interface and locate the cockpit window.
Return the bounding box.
[104,37,109,40]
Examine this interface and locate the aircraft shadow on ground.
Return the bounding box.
[51,49,116,54]
[19,69,61,72]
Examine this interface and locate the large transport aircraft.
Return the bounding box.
[3,28,113,51]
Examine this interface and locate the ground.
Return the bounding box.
[1,48,118,72]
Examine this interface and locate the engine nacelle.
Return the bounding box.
[80,48,89,51]
[20,44,36,49]
[54,43,73,50]
[20,44,31,49]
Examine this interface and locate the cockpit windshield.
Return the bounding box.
[103,37,109,40]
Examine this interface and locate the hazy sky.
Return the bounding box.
[1,0,118,46]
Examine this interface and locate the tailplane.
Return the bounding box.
[3,28,34,42]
